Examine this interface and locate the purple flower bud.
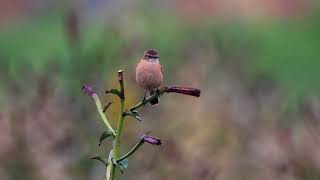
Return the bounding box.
[142,135,162,145]
[82,84,94,97]
[165,87,201,97]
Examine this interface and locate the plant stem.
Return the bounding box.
[110,70,125,180]
[108,100,124,180]
[129,90,163,111]
[106,150,114,180]
[113,100,124,160]
[116,138,144,163]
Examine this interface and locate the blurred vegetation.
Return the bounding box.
[1,9,320,103]
[1,1,320,180]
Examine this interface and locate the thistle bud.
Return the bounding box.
[82,84,94,97]
[142,135,162,145]
[165,87,201,97]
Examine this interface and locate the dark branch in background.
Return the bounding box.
[65,10,79,44]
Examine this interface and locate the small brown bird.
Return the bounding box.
[136,49,163,105]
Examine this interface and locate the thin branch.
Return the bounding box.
[116,134,161,163]
[129,86,201,112]
[116,138,144,163]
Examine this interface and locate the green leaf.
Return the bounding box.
[125,110,142,121]
[99,130,114,146]
[131,110,139,116]
[103,102,113,112]
[91,156,108,167]
[128,114,142,121]
[105,89,121,97]
[117,158,128,174]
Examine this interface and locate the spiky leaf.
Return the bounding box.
[91,156,108,167]
[99,130,114,146]
[105,89,121,97]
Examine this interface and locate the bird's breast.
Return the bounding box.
[136,60,163,91]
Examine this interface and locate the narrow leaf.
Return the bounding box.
[103,102,113,113]
[105,89,121,97]
[128,114,142,121]
[125,110,142,121]
[131,110,139,116]
[91,156,108,167]
[99,130,114,146]
[133,115,142,121]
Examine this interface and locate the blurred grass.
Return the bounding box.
[0,9,320,110]
[1,4,320,180]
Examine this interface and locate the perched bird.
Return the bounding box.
[136,49,163,105]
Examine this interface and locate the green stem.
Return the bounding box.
[106,165,112,180]
[110,70,125,180]
[116,138,144,163]
[113,100,125,160]
[106,150,114,180]
[129,89,163,112]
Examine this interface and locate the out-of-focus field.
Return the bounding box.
[1,1,320,180]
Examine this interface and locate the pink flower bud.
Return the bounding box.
[165,87,201,97]
[142,135,162,145]
[82,84,94,97]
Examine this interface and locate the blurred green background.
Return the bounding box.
[1,0,320,179]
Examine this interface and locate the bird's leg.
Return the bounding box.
[155,88,160,95]
[142,91,147,104]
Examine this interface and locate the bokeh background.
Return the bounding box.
[1,0,320,179]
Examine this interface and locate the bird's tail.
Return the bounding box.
[149,90,159,105]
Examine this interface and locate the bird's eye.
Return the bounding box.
[147,55,159,59]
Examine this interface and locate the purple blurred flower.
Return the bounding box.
[142,135,162,145]
[82,84,95,97]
